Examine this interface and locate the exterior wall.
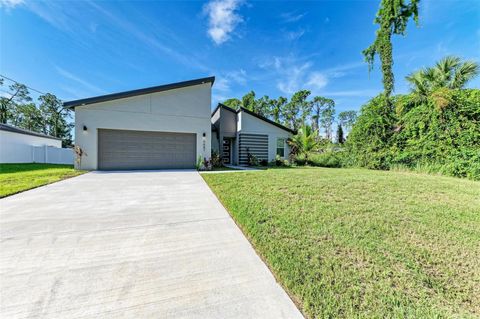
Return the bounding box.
[237,111,291,163]
[75,83,212,170]
[0,130,65,163]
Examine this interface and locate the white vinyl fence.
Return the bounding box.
[1,144,74,165]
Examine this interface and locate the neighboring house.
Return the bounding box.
[0,124,72,164]
[65,77,214,170]
[211,104,295,165]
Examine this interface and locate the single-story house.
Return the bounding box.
[65,77,294,170]
[0,124,73,164]
[211,104,294,165]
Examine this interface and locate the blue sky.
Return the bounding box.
[1,0,479,114]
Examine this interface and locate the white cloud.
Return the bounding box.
[280,11,306,23]
[204,0,243,45]
[285,29,305,41]
[55,66,107,96]
[0,0,23,9]
[261,56,328,95]
[214,69,247,93]
[306,72,328,91]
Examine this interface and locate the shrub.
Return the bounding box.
[345,89,480,180]
[210,151,222,168]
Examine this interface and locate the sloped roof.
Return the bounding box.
[64,76,215,109]
[211,103,295,134]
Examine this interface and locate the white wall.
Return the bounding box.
[74,83,212,170]
[0,130,72,164]
[238,111,292,162]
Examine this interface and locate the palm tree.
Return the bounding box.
[406,56,479,100]
[287,124,320,163]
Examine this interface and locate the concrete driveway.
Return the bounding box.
[0,171,303,319]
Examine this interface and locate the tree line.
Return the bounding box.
[221,90,357,142]
[0,78,73,147]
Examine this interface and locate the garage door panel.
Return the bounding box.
[98,129,196,170]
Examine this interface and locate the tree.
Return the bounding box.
[10,103,44,132]
[338,110,358,133]
[363,0,420,99]
[320,100,335,140]
[284,90,311,130]
[269,96,287,123]
[38,93,73,146]
[241,91,257,112]
[287,124,320,163]
[406,56,480,101]
[256,95,271,117]
[222,98,242,109]
[311,96,334,133]
[337,124,345,144]
[0,80,32,124]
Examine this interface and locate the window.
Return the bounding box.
[276,138,285,157]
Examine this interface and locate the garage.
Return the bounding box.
[98,129,196,170]
[65,77,214,170]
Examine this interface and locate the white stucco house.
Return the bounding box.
[0,124,72,164]
[65,76,294,170]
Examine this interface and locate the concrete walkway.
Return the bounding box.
[0,170,303,318]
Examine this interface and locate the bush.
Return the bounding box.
[309,151,343,168]
[345,89,480,180]
[210,151,222,168]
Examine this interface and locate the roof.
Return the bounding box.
[64,76,215,109]
[211,103,296,134]
[211,103,237,116]
[0,123,62,140]
[239,107,296,134]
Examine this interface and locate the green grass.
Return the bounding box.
[0,163,85,198]
[202,167,480,318]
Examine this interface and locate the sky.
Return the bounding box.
[1,0,479,115]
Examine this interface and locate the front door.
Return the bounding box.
[222,138,231,164]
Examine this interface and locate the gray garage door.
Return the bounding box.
[98,129,196,170]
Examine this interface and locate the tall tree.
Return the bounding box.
[256,95,271,117]
[320,101,335,140]
[338,110,358,133]
[0,80,32,124]
[406,56,479,101]
[269,97,287,123]
[39,93,73,146]
[311,96,334,133]
[284,90,311,130]
[363,0,420,99]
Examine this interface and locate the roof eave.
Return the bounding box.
[64,76,215,109]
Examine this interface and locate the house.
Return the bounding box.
[65,77,214,170]
[65,76,294,170]
[0,123,72,164]
[211,104,294,165]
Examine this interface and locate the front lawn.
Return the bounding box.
[202,167,480,318]
[0,163,85,198]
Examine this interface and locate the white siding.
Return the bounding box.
[238,111,292,162]
[0,130,68,164]
[74,83,212,170]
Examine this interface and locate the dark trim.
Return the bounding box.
[210,103,296,134]
[65,76,215,109]
[211,103,237,117]
[239,107,296,134]
[0,123,62,140]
